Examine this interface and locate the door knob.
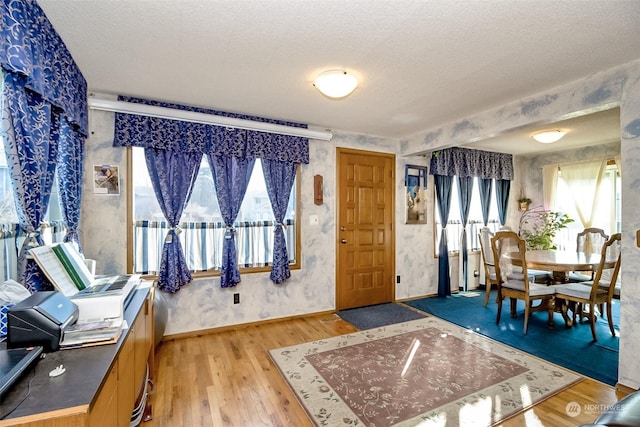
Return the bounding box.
[341,239,347,244]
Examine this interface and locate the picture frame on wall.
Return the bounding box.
[93,164,120,195]
[405,164,427,224]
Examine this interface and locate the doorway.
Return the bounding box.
[336,148,395,310]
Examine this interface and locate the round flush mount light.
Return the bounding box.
[532,129,567,144]
[313,70,358,99]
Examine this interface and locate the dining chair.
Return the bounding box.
[553,233,621,341]
[480,228,546,308]
[479,229,499,307]
[491,230,556,334]
[570,228,609,282]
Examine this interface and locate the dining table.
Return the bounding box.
[509,249,617,284]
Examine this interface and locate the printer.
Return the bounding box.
[7,291,78,352]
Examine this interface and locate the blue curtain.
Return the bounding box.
[430,147,513,295]
[457,176,474,292]
[115,97,309,163]
[0,0,87,291]
[57,117,84,250]
[115,97,309,289]
[496,179,511,226]
[430,147,513,180]
[262,160,297,284]
[207,154,255,288]
[145,149,201,293]
[1,74,59,291]
[434,174,452,297]
[478,178,492,226]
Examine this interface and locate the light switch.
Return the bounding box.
[309,215,319,225]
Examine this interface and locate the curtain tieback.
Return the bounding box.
[275,221,286,231]
[164,226,182,243]
[24,230,43,258]
[224,226,236,240]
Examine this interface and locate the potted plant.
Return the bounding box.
[519,208,574,250]
[518,197,532,211]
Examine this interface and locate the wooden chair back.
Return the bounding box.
[577,228,609,255]
[491,230,531,293]
[591,233,621,300]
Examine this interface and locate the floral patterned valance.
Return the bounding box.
[429,147,513,180]
[114,97,310,164]
[0,0,88,135]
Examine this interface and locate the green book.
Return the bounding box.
[51,244,86,290]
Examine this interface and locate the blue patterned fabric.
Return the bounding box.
[207,154,255,288]
[114,97,309,163]
[457,176,473,292]
[117,97,306,289]
[0,0,87,291]
[434,174,452,297]
[429,147,513,180]
[2,73,59,291]
[145,148,201,293]
[431,148,512,295]
[262,160,297,284]
[0,0,88,135]
[57,117,84,250]
[496,179,511,225]
[478,178,492,226]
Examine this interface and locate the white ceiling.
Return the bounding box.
[37,0,638,154]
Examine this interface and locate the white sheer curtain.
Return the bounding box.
[558,159,607,229]
[542,164,559,210]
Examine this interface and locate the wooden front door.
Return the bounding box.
[336,148,395,310]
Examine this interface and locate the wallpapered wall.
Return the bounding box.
[80,108,436,337]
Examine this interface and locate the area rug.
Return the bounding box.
[337,302,426,329]
[269,316,582,427]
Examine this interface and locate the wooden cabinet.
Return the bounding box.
[88,362,119,427]
[0,284,155,427]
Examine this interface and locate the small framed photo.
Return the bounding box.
[93,165,120,195]
[405,164,427,224]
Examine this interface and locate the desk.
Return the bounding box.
[510,250,615,283]
[0,282,155,427]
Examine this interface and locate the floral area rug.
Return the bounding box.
[269,316,582,427]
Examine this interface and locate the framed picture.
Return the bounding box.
[405,164,427,224]
[93,165,120,195]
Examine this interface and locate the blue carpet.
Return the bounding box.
[337,303,426,330]
[406,290,619,386]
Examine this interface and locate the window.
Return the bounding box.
[130,147,299,275]
[0,137,66,282]
[434,178,501,254]
[553,162,621,250]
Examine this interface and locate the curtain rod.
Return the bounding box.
[87,97,333,141]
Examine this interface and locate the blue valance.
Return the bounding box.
[0,0,88,135]
[429,147,513,180]
[114,97,310,164]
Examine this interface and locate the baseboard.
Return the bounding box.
[160,309,336,342]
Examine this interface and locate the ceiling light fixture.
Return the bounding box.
[313,70,358,99]
[532,129,566,144]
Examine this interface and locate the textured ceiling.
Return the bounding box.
[37,0,639,153]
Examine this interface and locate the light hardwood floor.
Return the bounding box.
[146,313,623,426]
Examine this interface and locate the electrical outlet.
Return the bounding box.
[233,293,240,304]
